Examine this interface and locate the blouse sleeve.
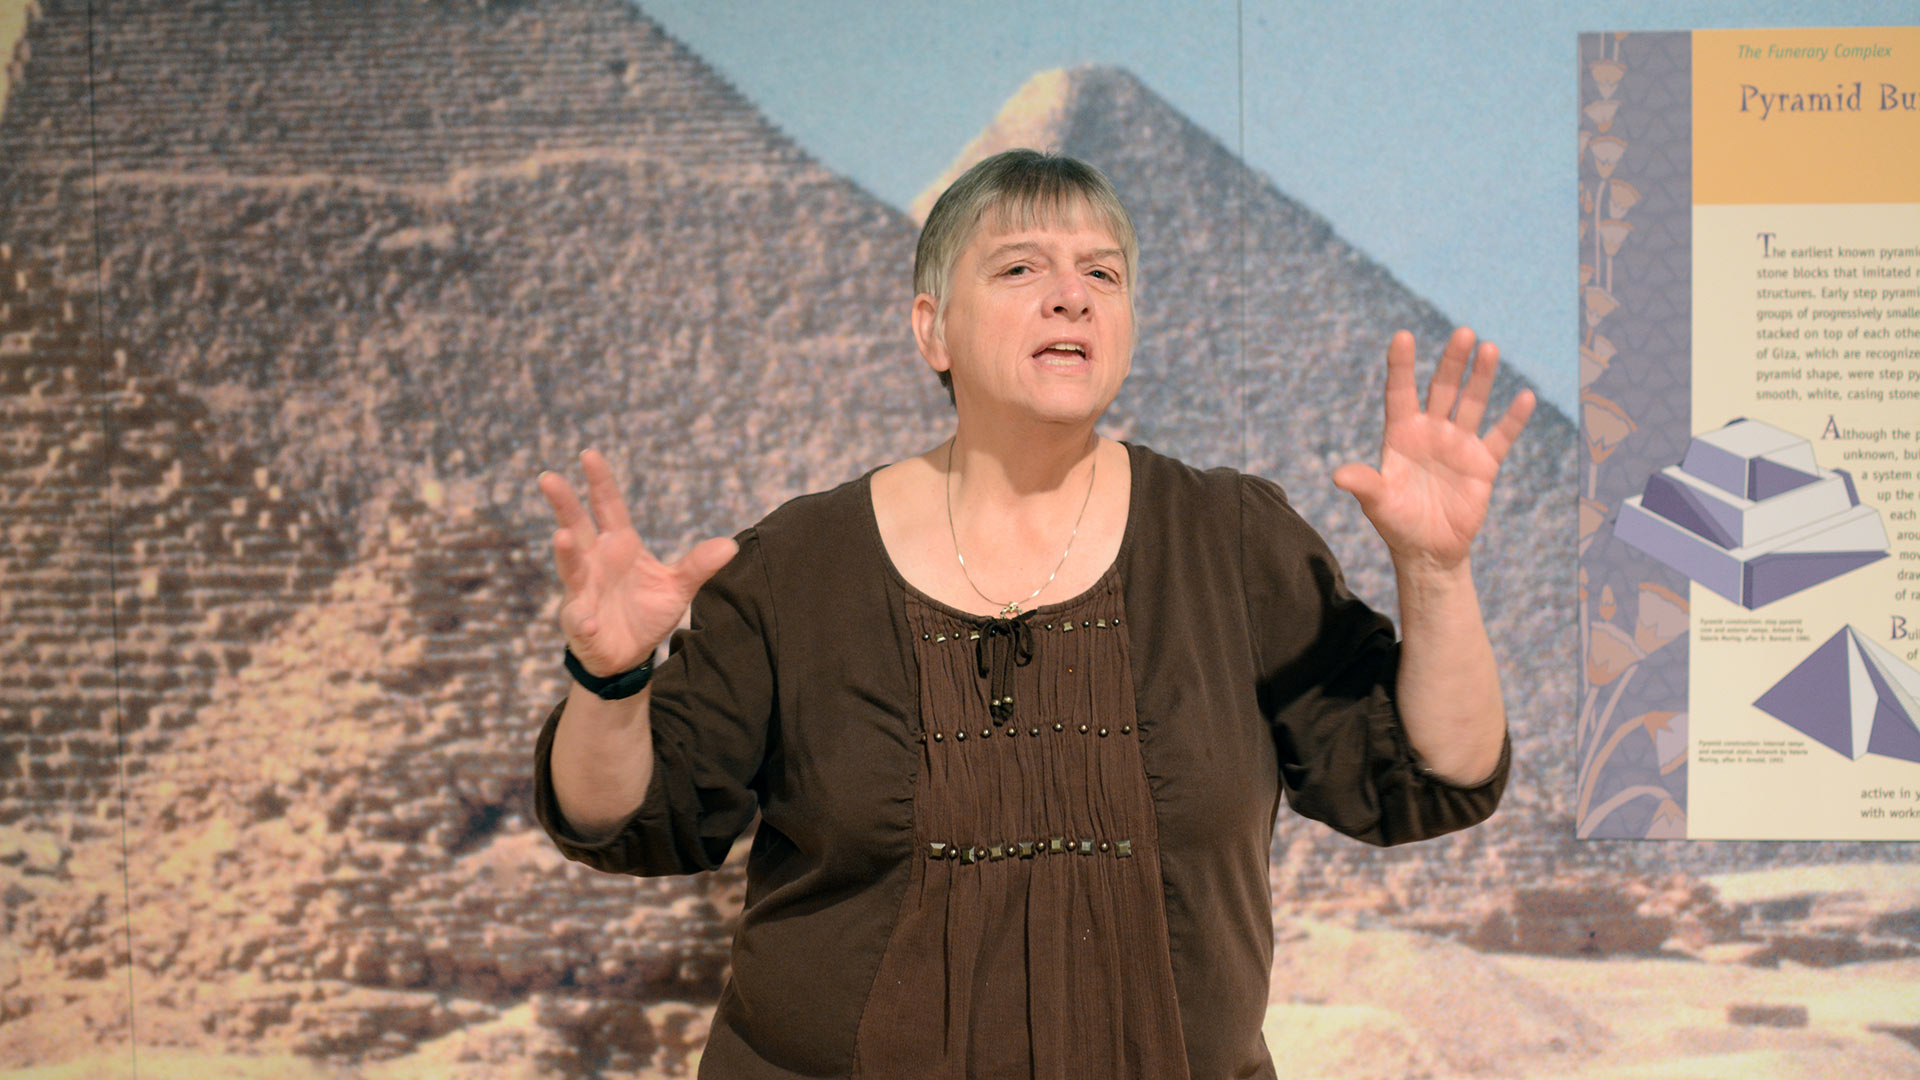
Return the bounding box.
[532,527,778,875]
[1239,475,1508,847]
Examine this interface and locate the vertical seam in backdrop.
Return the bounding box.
[82,1,141,1071]
[1236,0,1248,471]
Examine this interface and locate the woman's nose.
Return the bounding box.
[1048,274,1090,317]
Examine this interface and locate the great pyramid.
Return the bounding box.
[0,0,949,559]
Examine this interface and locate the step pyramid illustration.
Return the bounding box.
[1613,419,1888,608]
[1754,626,1920,763]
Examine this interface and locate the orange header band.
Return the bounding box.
[1694,26,1920,205]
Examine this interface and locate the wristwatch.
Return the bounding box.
[563,647,655,700]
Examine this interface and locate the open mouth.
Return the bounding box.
[1033,342,1089,366]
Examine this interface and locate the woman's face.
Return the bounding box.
[915,204,1134,430]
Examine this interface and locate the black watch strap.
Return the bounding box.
[564,647,655,700]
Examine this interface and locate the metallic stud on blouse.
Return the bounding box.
[955,730,966,741]
[1095,618,1108,629]
[1045,623,1054,631]
[1113,616,1122,625]
[1082,620,1090,628]
[980,727,991,739]
[1098,727,1108,737]
[1078,724,1089,734]
[1061,621,1075,633]
[934,633,947,643]
[938,838,1137,863]
[969,629,981,641]
[932,732,943,742]
[1053,722,1064,732]
[1121,725,1132,735]
[922,633,930,641]
[1029,727,1040,737]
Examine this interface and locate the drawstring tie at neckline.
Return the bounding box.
[975,614,1035,723]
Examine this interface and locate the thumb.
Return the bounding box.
[670,536,740,594]
[1331,463,1385,507]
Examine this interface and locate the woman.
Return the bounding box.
[532,150,1533,1079]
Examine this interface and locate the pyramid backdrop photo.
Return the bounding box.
[4,2,1917,1078]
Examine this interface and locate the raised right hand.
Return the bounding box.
[537,449,739,677]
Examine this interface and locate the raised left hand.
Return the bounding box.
[1332,328,1535,572]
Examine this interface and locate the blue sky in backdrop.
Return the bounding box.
[635,2,1915,416]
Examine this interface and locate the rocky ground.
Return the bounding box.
[7,862,1916,1079]
[1264,862,1920,1080]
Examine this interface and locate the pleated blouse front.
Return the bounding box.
[852,570,1191,1079]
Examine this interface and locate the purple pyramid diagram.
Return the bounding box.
[1613,419,1889,608]
[1754,626,1920,763]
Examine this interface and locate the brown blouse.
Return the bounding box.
[532,444,1511,1080]
[853,576,1188,1078]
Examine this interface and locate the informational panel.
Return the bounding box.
[1579,27,1920,840]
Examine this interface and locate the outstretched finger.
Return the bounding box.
[670,536,740,594]
[1482,389,1537,465]
[580,448,636,535]
[1382,331,1420,428]
[1425,326,1476,420]
[538,468,596,539]
[1331,462,1386,510]
[551,525,592,596]
[1453,340,1500,432]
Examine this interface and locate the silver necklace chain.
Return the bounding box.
[945,439,1097,618]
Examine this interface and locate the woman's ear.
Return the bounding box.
[911,293,950,375]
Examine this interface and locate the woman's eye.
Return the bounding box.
[1004,265,1030,276]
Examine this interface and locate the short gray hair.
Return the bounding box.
[914,149,1138,397]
